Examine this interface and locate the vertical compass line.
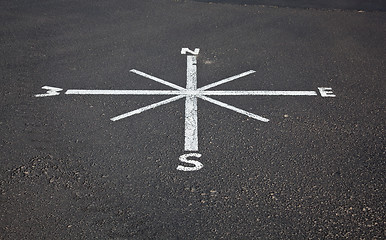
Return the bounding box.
[185,55,198,152]
[198,70,256,90]
[198,95,270,122]
[110,95,184,121]
[130,69,185,90]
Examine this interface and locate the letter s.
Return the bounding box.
[177,153,203,171]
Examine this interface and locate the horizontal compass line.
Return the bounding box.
[65,90,181,95]
[203,90,318,96]
[65,89,317,96]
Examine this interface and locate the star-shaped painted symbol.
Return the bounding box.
[36,48,335,171]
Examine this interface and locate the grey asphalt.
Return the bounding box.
[1,0,385,239]
[194,0,386,11]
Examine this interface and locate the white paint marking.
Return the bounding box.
[65,89,182,95]
[110,95,184,121]
[198,70,256,90]
[185,56,198,151]
[202,90,317,96]
[181,48,200,55]
[199,95,270,122]
[177,153,203,171]
[130,69,185,90]
[318,87,336,97]
[35,48,336,173]
[65,89,317,96]
[35,86,63,97]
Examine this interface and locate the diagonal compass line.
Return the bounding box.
[111,95,185,121]
[198,70,256,90]
[130,69,185,90]
[198,95,269,122]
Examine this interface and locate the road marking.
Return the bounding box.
[130,69,185,90]
[36,47,336,171]
[185,55,199,151]
[202,90,318,96]
[110,95,184,121]
[177,153,203,171]
[35,86,63,97]
[65,89,181,95]
[199,95,270,122]
[64,90,318,96]
[198,70,256,90]
[318,87,336,97]
[181,48,200,55]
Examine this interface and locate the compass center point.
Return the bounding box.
[182,90,201,96]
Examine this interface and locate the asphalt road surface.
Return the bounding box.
[1,0,385,239]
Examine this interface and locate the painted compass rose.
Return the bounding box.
[36,48,335,171]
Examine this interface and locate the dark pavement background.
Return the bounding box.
[1,0,385,239]
[194,0,386,11]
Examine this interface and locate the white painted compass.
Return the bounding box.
[36,48,335,171]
